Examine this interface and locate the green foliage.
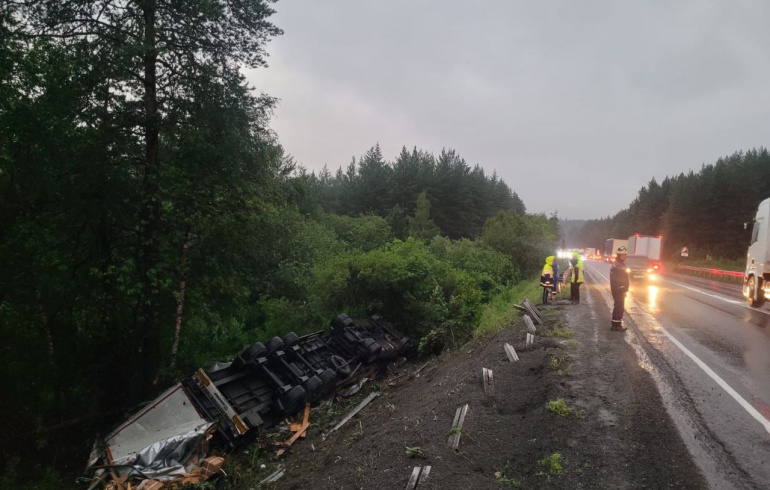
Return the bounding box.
[304,146,526,239]
[320,213,393,252]
[495,472,522,487]
[405,446,425,459]
[387,204,409,239]
[538,452,564,476]
[546,398,574,417]
[309,238,483,344]
[475,280,542,337]
[408,191,441,241]
[482,211,561,276]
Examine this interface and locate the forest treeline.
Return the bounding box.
[293,144,525,239]
[566,148,770,259]
[0,2,557,485]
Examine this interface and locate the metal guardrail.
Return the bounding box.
[676,265,744,282]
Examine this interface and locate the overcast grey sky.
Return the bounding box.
[246,1,770,219]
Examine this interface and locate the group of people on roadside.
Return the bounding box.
[540,245,629,332]
[540,252,584,305]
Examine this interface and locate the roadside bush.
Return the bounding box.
[319,213,393,251]
[481,211,560,276]
[430,236,520,299]
[309,238,484,346]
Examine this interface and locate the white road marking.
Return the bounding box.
[586,265,770,434]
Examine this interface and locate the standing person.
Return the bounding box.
[610,246,629,331]
[540,256,555,305]
[570,252,584,304]
[551,259,560,300]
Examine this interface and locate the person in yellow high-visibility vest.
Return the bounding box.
[570,252,584,304]
[540,256,555,305]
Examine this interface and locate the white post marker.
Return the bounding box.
[524,314,537,334]
[482,368,494,396]
[447,404,469,449]
[503,343,519,362]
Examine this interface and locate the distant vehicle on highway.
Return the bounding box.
[624,255,659,282]
[744,197,770,307]
[628,234,663,271]
[604,238,628,262]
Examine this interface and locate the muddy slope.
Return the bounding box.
[265,302,705,489]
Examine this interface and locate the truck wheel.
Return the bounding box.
[361,338,382,361]
[283,332,299,348]
[747,276,766,307]
[319,368,337,388]
[234,342,266,367]
[266,337,284,356]
[330,355,352,380]
[279,385,306,415]
[746,276,765,308]
[303,375,322,395]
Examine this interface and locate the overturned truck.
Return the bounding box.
[89,314,413,485]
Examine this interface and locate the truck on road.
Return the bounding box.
[744,197,770,307]
[627,235,662,269]
[604,238,628,262]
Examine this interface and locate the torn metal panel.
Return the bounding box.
[105,383,212,469]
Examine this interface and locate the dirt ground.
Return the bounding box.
[227,299,706,490]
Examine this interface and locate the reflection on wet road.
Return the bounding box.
[585,261,770,490]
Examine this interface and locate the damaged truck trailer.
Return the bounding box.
[88,313,413,487]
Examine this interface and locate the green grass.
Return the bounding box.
[549,353,572,376]
[495,472,522,486]
[405,446,425,459]
[475,279,542,337]
[543,326,574,338]
[537,452,563,476]
[546,398,573,417]
[670,257,745,271]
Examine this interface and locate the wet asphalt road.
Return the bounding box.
[583,261,770,490]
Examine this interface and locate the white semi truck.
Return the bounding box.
[604,238,628,262]
[744,197,770,307]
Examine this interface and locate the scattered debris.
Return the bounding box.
[339,377,371,397]
[405,465,432,489]
[329,392,380,434]
[260,468,286,484]
[503,343,519,362]
[276,403,311,457]
[413,361,431,377]
[447,404,470,450]
[482,368,494,396]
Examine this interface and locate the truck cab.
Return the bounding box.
[744,197,770,307]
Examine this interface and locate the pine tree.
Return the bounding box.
[408,191,441,241]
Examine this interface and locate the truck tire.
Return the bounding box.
[361,338,382,361]
[283,332,299,348]
[330,355,352,380]
[266,337,285,356]
[303,375,322,395]
[234,342,266,367]
[747,276,766,308]
[319,368,337,388]
[279,385,306,415]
